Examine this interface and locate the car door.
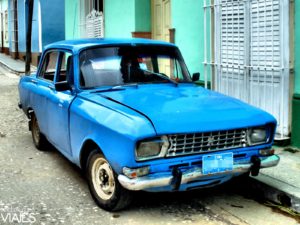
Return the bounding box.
[47,50,76,155]
[32,50,59,138]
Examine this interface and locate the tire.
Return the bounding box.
[30,113,49,151]
[86,150,132,211]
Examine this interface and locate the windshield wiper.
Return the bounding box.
[141,69,178,86]
[92,83,138,93]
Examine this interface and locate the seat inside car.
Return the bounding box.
[81,60,124,88]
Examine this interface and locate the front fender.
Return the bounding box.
[69,96,156,173]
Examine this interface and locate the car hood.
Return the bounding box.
[85,84,276,135]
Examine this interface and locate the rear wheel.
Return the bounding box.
[86,150,132,211]
[30,113,48,150]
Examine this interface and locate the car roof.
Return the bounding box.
[44,38,177,53]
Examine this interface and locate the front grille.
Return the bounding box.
[166,129,247,157]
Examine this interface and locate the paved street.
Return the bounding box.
[0,66,298,225]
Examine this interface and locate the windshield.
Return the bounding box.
[79,45,191,88]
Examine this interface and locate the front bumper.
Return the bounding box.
[118,155,280,191]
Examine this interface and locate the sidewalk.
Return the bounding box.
[0,53,299,214]
[249,146,300,213]
[0,53,36,75]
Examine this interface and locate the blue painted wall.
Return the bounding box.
[18,0,26,52]
[8,0,64,54]
[18,0,40,53]
[40,0,65,48]
[32,0,40,52]
[7,0,11,52]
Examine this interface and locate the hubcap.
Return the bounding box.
[91,157,115,200]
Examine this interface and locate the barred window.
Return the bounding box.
[79,0,104,38]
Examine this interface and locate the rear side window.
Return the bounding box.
[39,51,59,82]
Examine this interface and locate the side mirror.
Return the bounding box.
[55,81,71,92]
[192,72,200,82]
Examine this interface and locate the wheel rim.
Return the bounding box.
[32,117,40,144]
[91,157,115,200]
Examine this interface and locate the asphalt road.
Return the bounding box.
[0,67,298,225]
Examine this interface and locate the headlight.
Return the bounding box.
[248,127,267,145]
[135,136,169,161]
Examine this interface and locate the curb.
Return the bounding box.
[0,59,37,75]
[0,60,24,75]
[249,174,300,213]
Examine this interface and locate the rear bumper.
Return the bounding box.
[118,155,280,191]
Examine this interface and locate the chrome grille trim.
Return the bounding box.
[166,129,247,157]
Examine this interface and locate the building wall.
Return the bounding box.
[7,0,64,65]
[41,0,65,48]
[7,0,10,52]
[18,0,39,52]
[65,0,80,40]
[172,0,204,77]
[0,0,9,49]
[104,0,135,38]
[7,0,14,54]
[65,0,151,39]
[7,0,40,55]
[135,0,151,32]
[104,0,203,76]
[17,0,25,53]
[31,0,40,52]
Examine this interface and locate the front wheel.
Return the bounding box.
[86,151,132,211]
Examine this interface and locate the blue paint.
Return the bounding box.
[20,0,39,52]
[18,0,26,52]
[31,0,40,52]
[98,84,276,135]
[45,38,176,53]
[18,39,278,200]
[40,0,65,48]
[8,0,65,54]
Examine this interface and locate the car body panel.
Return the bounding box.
[68,94,157,171]
[98,83,276,135]
[18,38,279,193]
[44,38,176,55]
[47,89,75,154]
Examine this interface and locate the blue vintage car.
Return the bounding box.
[18,38,279,211]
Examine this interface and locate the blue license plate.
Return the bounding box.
[202,153,233,175]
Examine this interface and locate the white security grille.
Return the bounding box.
[203,0,290,139]
[86,10,104,38]
[79,0,104,38]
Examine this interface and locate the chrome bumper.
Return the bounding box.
[118,155,280,191]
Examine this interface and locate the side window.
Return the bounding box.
[56,52,73,83]
[39,51,59,82]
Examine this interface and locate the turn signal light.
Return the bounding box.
[259,148,275,156]
[123,166,150,179]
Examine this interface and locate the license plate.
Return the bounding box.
[202,153,233,175]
